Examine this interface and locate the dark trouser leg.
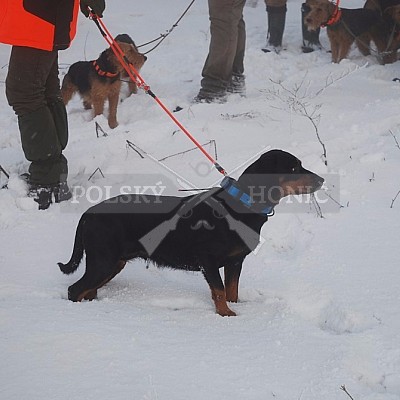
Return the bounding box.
[198,0,246,100]
[301,3,321,53]
[6,46,69,186]
[262,4,287,53]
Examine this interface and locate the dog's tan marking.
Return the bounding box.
[211,288,236,316]
[224,269,239,303]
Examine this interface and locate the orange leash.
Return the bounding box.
[90,12,227,177]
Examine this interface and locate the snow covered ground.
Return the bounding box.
[1,0,400,399]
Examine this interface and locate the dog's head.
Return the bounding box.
[384,5,400,23]
[237,150,324,206]
[303,0,337,31]
[115,41,147,72]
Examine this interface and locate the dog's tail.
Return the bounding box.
[58,216,85,274]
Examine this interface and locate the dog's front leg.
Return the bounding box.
[224,261,243,303]
[202,266,236,317]
[107,88,120,129]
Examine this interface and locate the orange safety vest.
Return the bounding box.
[0,0,80,51]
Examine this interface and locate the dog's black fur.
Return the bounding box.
[59,150,324,316]
[358,0,400,64]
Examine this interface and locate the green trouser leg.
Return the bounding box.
[48,98,69,151]
[18,105,68,186]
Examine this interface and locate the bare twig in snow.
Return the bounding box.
[268,79,328,166]
[390,190,400,208]
[311,193,324,218]
[340,385,355,400]
[95,122,108,138]
[158,140,218,162]
[389,130,400,150]
[0,165,10,179]
[88,167,105,181]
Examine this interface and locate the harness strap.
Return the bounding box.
[92,60,119,78]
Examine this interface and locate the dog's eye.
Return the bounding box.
[291,163,301,173]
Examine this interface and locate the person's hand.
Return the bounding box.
[80,0,105,18]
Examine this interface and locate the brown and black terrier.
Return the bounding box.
[303,0,380,63]
[358,0,400,64]
[61,34,147,129]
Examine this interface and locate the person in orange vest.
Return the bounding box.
[0,0,105,210]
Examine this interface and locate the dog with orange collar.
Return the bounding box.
[303,0,380,63]
[61,34,146,129]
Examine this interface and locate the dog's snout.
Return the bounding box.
[143,55,147,62]
[314,174,324,189]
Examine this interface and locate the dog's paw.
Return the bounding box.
[216,307,237,317]
[108,120,119,129]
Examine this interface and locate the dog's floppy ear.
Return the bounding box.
[384,5,396,17]
[237,150,289,204]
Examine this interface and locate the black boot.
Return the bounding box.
[301,3,322,53]
[28,184,54,210]
[54,181,72,203]
[262,5,287,54]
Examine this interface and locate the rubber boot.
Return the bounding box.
[262,5,287,54]
[301,3,322,53]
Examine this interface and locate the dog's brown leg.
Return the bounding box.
[92,97,106,118]
[332,41,340,62]
[128,80,138,95]
[211,289,236,317]
[337,36,353,63]
[91,81,107,119]
[83,98,92,110]
[356,33,372,56]
[83,289,98,301]
[107,83,121,129]
[60,75,76,105]
[224,261,243,303]
[202,266,236,316]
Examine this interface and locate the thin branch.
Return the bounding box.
[88,167,105,181]
[158,140,217,162]
[0,165,10,179]
[311,193,324,218]
[268,79,328,166]
[340,385,355,400]
[95,121,108,138]
[126,140,145,159]
[390,190,400,208]
[324,191,345,208]
[315,64,368,97]
[389,129,400,150]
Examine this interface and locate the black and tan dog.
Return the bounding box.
[61,34,146,129]
[58,150,324,316]
[358,0,400,64]
[303,0,380,63]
